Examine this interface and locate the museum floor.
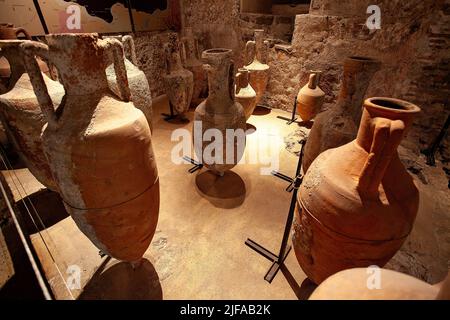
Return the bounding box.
[3,96,449,300]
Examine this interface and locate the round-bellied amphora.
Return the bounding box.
[104,35,153,132]
[244,29,270,107]
[181,27,207,107]
[22,34,160,263]
[163,33,194,121]
[235,68,256,121]
[293,97,421,284]
[193,48,246,176]
[0,39,63,191]
[303,56,381,173]
[296,71,325,122]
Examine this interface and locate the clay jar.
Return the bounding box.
[303,56,381,172]
[244,29,270,106]
[22,34,159,263]
[194,49,246,176]
[0,23,49,94]
[309,268,450,300]
[0,40,63,191]
[105,35,153,131]
[296,71,325,122]
[181,27,207,106]
[235,68,256,121]
[163,33,194,120]
[293,97,421,284]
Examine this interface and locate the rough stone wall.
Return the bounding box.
[180,0,449,160]
[132,31,174,97]
[265,0,450,161]
[183,0,244,64]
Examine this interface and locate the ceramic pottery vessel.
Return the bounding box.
[105,35,153,132]
[162,33,194,120]
[0,23,49,94]
[194,48,246,176]
[0,40,63,191]
[22,34,159,263]
[296,71,325,122]
[303,56,381,172]
[309,268,450,300]
[293,97,421,284]
[244,29,270,105]
[235,68,256,121]
[181,27,207,106]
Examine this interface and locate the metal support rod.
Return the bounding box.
[182,156,203,174]
[277,96,298,125]
[125,0,136,34]
[33,0,49,35]
[245,139,307,283]
[162,101,177,121]
[0,175,52,300]
[421,114,450,166]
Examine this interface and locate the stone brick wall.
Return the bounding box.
[265,0,450,160]
[134,0,449,161]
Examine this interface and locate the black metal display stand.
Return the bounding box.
[421,114,450,166]
[162,101,178,122]
[245,139,306,283]
[183,156,203,173]
[277,96,299,125]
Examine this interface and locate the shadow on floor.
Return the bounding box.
[195,170,246,209]
[281,265,317,300]
[17,189,69,232]
[252,106,271,116]
[295,120,313,129]
[79,258,163,300]
[0,220,45,299]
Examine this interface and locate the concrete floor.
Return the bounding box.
[7,96,315,300]
[3,96,449,300]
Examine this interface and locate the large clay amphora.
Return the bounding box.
[0,23,49,94]
[162,33,194,120]
[244,29,270,106]
[296,71,325,122]
[181,27,207,106]
[194,49,246,176]
[309,268,450,300]
[303,56,381,172]
[105,35,153,132]
[22,34,159,263]
[0,40,63,191]
[293,97,421,284]
[235,68,256,121]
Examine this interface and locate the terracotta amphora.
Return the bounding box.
[22,34,159,263]
[181,27,207,106]
[0,40,63,191]
[244,29,270,106]
[163,33,194,121]
[310,268,450,300]
[293,97,421,284]
[0,23,31,40]
[105,35,153,132]
[194,49,246,176]
[0,24,49,94]
[296,71,325,122]
[235,68,256,121]
[303,56,381,172]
